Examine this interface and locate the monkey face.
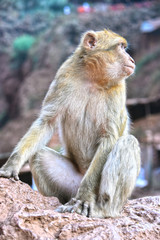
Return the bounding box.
[104,43,135,81]
[80,29,135,86]
[116,43,135,76]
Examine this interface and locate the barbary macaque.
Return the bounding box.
[0,29,141,218]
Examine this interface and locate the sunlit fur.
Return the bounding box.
[0,29,140,218]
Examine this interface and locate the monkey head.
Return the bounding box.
[78,29,135,88]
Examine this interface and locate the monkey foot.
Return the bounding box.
[0,168,19,181]
[55,198,93,217]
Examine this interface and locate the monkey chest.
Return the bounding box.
[60,98,126,169]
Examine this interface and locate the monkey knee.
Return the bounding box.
[29,153,39,173]
[29,149,50,192]
[117,134,139,149]
[125,135,140,150]
[101,134,141,188]
[117,135,140,166]
[112,135,140,161]
[29,147,47,168]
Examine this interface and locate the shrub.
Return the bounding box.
[12,35,36,68]
[13,35,36,55]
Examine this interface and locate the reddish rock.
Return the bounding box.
[0,178,159,240]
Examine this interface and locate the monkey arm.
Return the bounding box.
[56,136,117,216]
[76,136,117,200]
[0,118,54,180]
[0,80,68,180]
[78,114,130,198]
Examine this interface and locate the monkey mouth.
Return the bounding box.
[124,64,135,76]
[124,64,135,70]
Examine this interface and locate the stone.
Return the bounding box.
[0,178,159,240]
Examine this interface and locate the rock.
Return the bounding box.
[0,178,159,240]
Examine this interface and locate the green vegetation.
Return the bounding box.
[12,35,36,68]
[13,35,36,55]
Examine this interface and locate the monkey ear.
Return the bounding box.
[83,31,97,49]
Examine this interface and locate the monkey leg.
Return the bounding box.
[29,147,82,204]
[95,135,141,218]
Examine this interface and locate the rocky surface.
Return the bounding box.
[0,178,160,240]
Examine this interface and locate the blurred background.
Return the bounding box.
[0,0,160,198]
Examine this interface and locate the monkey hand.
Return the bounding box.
[0,154,20,180]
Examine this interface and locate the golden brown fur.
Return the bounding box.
[0,29,140,218]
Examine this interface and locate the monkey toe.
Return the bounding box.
[12,171,19,181]
[0,169,12,178]
[0,168,19,180]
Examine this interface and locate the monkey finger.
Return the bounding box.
[81,201,90,217]
[65,198,76,206]
[63,205,73,213]
[88,202,94,218]
[55,205,73,213]
[71,200,82,213]
[55,205,65,213]
[12,171,19,181]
